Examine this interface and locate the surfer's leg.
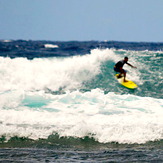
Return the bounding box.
[114,67,122,78]
[123,70,128,82]
[119,69,124,78]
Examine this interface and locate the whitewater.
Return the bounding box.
[0,48,162,143]
[0,40,163,162]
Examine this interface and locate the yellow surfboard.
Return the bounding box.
[115,74,138,89]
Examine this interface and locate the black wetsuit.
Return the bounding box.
[114,60,127,72]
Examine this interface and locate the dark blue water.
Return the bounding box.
[1,40,163,59]
[0,40,163,162]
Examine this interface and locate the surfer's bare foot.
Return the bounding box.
[124,80,128,82]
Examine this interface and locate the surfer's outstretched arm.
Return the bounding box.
[127,63,137,68]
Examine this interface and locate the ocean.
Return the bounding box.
[0,40,163,162]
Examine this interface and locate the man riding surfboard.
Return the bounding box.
[114,57,137,82]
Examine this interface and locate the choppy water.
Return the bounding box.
[0,40,163,162]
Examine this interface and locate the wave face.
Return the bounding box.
[0,40,163,147]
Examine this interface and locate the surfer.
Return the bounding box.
[114,57,137,82]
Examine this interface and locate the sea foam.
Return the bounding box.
[0,89,162,144]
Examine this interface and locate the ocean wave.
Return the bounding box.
[0,49,114,92]
[0,43,162,145]
[0,89,162,144]
[44,44,59,48]
[1,134,163,149]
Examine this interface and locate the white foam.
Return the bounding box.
[0,49,162,144]
[0,49,115,92]
[0,89,162,144]
[2,40,12,42]
[44,44,59,48]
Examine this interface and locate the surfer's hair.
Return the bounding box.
[124,57,128,60]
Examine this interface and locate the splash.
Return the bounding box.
[0,49,115,92]
[0,89,163,144]
[0,48,162,144]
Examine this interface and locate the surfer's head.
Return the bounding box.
[124,57,128,62]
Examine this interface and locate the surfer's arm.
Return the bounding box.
[127,63,137,68]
